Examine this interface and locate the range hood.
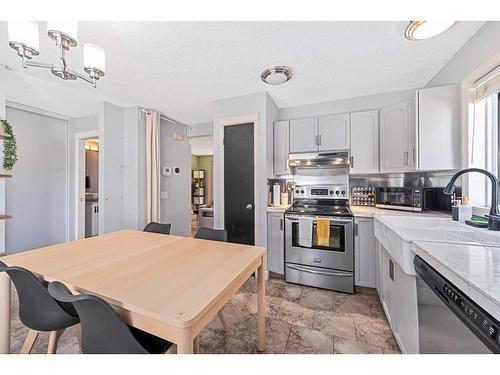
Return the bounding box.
[288,151,351,169]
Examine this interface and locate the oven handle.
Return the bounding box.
[286,216,353,224]
[286,264,352,277]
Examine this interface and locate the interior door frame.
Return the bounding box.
[74,130,99,240]
[218,113,260,247]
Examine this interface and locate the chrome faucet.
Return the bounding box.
[443,168,500,231]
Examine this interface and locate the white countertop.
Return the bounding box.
[351,206,451,218]
[267,205,290,213]
[412,241,500,321]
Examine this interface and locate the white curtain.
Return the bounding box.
[146,111,161,223]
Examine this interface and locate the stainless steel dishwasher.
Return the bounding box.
[414,256,500,354]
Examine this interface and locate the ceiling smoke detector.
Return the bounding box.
[260,66,292,85]
[405,21,456,41]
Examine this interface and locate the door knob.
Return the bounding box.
[246,204,253,210]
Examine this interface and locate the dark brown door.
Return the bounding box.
[224,123,255,245]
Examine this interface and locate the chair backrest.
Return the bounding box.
[143,222,171,235]
[0,261,79,331]
[48,281,149,354]
[194,227,228,242]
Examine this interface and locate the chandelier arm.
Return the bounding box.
[72,70,97,88]
[25,60,54,70]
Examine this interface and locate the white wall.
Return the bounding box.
[266,94,279,179]
[212,92,272,248]
[0,65,6,253]
[98,102,125,234]
[159,120,191,236]
[187,121,213,138]
[427,22,500,87]
[5,107,68,253]
[278,89,415,120]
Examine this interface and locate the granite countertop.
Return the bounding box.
[267,205,290,213]
[412,240,500,321]
[351,206,451,218]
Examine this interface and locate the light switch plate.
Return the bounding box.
[162,167,171,176]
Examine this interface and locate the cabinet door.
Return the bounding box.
[289,117,318,153]
[381,248,396,330]
[267,212,284,274]
[417,85,460,171]
[318,114,350,151]
[379,101,411,173]
[394,263,419,353]
[350,110,379,174]
[273,120,290,176]
[354,218,376,288]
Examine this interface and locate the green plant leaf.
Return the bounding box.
[1,119,18,171]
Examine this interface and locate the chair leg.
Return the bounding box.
[74,324,82,346]
[47,329,65,354]
[20,329,39,354]
[193,336,200,354]
[218,311,227,331]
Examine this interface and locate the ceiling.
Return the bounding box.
[0,21,485,124]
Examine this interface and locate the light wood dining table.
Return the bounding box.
[0,230,266,354]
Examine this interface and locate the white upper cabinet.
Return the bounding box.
[318,114,351,151]
[379,101,413,173]
[350,110,379,174]
[416,84,460,171]
[289,117,318,153]
[273,120,290,176]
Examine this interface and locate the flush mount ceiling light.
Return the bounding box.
[405,21,456,41]
[7,21,105,87]
[260,66,292,85]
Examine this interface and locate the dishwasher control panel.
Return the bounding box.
[443,284,499,343]
[414,255,500,353]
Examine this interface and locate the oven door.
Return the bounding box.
[377,187,414,208]
[285,215,353,271]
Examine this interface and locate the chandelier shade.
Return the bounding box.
[84,43,106,75]
[8,21,40,55]
[47,20,78,45]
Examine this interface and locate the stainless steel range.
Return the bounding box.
[285,180,354,293]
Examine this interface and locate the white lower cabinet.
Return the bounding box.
[354,217,376,288]
[267,212,285,275]
[376,241,419,353]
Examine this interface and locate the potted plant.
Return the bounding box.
[1,119,17,171]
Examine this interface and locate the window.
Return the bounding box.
[468,90,499,207]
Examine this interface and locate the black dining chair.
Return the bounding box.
[0,261,80,354]
[194,228,229,332]
[48,281,173,354]
[194,227,228,242]
[143,222,172,235]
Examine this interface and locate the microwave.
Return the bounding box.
[376,187,436,212]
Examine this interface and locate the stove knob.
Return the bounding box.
[329,190,334,195]
[341,190,346,195]
[301,190,305,194]
[295,189,300,194]
[335,190,340,195]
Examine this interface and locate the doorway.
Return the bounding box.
[74,131,99,240]
[83,139,99,238]
[223,123,255,245]
[189,135,214,236]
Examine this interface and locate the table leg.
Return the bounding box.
[176,328,194,354]
[257,259,265,352]
[0,273,11,353]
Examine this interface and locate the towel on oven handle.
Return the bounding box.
[298,217,313,247]
[316,217,331,247]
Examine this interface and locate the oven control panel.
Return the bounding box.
[294,185,349,199]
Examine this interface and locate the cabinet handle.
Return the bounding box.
[350,156,354,168]
[318,135,322,146]
[404,152,409,166]
[389,259,394,281]
[354,222,358,237]
[280,218,283,231]
[412,147,416,164]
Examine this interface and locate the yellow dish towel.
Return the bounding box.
[316,218,330,247]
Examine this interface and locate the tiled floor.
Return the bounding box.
[8,277,400,354]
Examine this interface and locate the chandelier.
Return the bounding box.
[7,21,105,88]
